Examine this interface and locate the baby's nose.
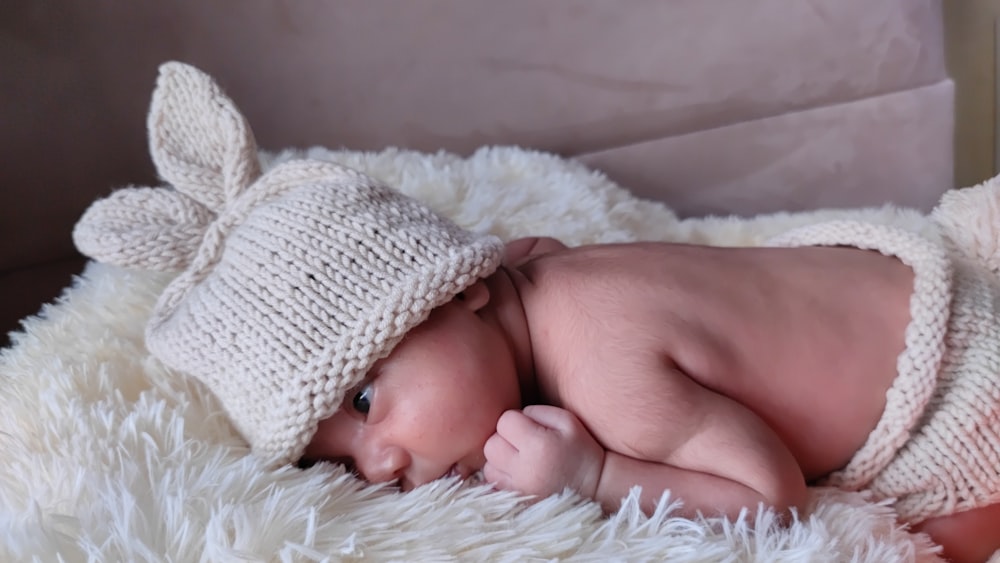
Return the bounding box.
[357,444,410,485]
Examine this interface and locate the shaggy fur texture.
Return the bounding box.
[0,145,944,561]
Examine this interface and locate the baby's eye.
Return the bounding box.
[351,382,373,415]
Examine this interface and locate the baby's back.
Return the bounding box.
[512,242,915,480]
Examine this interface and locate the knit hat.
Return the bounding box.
[73,62,504,466]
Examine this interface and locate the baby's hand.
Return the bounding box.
[483,405,605,500]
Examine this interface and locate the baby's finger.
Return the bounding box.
[482,462,511,489]
[484,432,518,464]
[495,408,546,440]
[521,404,579,433]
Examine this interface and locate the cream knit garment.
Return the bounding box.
[770,219,1000,523]
[73,62,504,466]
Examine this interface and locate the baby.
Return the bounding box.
[305,234,907,508]
[299,228,999,563]
[74,63,1000,562]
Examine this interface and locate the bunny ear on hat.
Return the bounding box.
[149,61,261,211]
[74,61,263,272]
[73,186,214,272]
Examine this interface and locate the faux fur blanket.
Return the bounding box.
[0,145,945,561]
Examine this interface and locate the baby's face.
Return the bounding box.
[303,282,521,489]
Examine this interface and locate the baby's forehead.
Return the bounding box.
[364,346,408,379]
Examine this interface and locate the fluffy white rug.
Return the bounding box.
[0,145,944,561]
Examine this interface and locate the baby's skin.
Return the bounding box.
[304,237,1000,562]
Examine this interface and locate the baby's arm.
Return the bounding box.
[593,367,807,519]
[485,366,807,520]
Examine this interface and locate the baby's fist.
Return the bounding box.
[483,405,605,500]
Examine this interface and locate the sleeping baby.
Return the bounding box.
[75,62,1000,562]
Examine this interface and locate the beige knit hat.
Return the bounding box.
[73,62,504,466]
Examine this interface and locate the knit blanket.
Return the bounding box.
[0,142,953,560]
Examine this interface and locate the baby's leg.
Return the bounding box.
[913,503,1000,563]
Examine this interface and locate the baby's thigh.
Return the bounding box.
[914,503,1000,563]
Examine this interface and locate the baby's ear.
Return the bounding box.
[457,280,490,311]
[147,61,261,213]
[73,186,214,272]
